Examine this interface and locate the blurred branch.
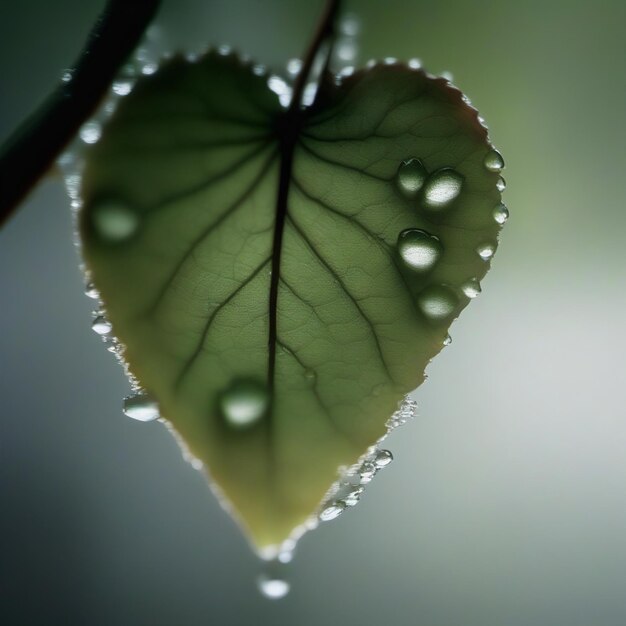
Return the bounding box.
[0,0,161,228]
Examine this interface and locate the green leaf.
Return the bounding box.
[78,51,505,552]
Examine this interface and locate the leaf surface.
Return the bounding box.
[79,52,504,551]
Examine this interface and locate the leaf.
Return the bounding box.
[78,51,505,552]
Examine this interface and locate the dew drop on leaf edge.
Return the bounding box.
[219,378,269,429]
[461,277,482,298]
[483,148,505,173]
[123,393,160,422]
[319,501,346,521]
[493,203,509,224]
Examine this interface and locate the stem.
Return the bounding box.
[267,0,341,388]
[0,0,161,228]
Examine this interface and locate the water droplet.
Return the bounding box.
[484,149,505,172]
[408,58,422,69]
[217,44,232,56]
[320,502,346,521]
[476,243,496,261]
[91,200,139,243]
[79,121,101,144]
[396,158,427,198]
[441,71,454,82]
[339,13,360,36]
[374,449,393,468]
[141,62,158,75]
[417,284,459,321]
[336,40,357,62]
[278,551,293,564]
[85,282,99,299]
[219,378,269,429]
[443,334,452,346]
[422,168,464,210]
[461,277,481,298]
[397,229,442,272]
[493,203,509,224]
[344,486,364,507]
[61,69,73,83]
[268,75,292,107]
[91,315,112,335]
[112,80,133,96]
[359,462,377,484]
[257,575,290,600]
[302,82,318,107]
[123,393,160,422]
[496,176,507,192]
[286,58,302,77]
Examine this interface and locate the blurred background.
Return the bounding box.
[1,1,625,624]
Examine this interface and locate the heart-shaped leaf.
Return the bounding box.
[78,51,505,552]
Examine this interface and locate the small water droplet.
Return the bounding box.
[218,44,232,56]
[493,203,509,224]
[268,75,292,107]
[408,58,422,69]
[320,501,346,521]
[112,80,133,96]
[286,58,302,77]
[85,282,99,299]
[257,575,290,600]
[92,315,112,335]
[476,243,496,261]
[441,71,454,82]
[396,158,427,197]
[339,13,360,36]
[484,149,505,172]
[374,449,393,468]
[417,284,459,321]
[461,277,481,298]
[496,176,507,192]
[397,229,442,272]
[443,334,452,346]
[422,168,464,210]
[278,551,293,564]
[79,121,101,144]
[61,69,73,83]
[344,485,364,507]
[219,378,269,428]
[336,40,357,62]
[123,393,160,422]
[91,200,139,243]
[359,462,377,484]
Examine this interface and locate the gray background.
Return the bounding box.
[1,1,625,624]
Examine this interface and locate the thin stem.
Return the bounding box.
[0,0,161,228]
[267,0,341,389]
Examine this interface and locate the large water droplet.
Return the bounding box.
[320,501,346,521]
[396,158,427,198]
[422,168,464,210]
[92,315,112,335]
[496,176,507,192]
[493,203,509,224]
[397,229,442,272]
[91,200,139,243]
[417,284,459,321]
[257,575,290,600]
[483,149,505,172]
[476,243,496,261]
[123,393,160,422]
[374,449,393,468]
[219,378,269,428]
[461,277,482,298]
[79,121,101,144]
